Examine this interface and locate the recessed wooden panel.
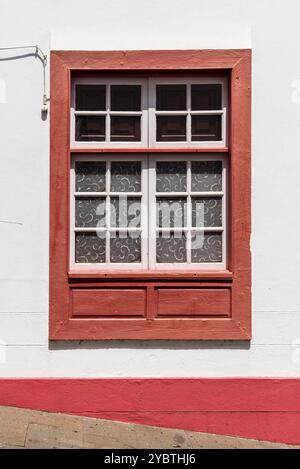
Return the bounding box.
[72,288,146,317]
[156,288,230,317]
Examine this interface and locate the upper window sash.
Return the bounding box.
[71,77,148,149]
[71,76,228,149]
[148,77,228,148]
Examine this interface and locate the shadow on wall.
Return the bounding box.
[49,341,251,351]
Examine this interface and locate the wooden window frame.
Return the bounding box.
[50,49,251,340]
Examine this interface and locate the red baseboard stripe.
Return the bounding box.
[0,378,300,445]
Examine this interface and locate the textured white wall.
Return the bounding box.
[0,0,300,377]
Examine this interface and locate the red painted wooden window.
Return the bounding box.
[50,50,251,340]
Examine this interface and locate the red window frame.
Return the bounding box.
[50,49,251,340]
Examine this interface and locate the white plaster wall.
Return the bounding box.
[0,0,300,377]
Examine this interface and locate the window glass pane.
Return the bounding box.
[110,116,141,142]
[75,85,106,111]
[191,84,222,110]
[156,85,186,110]
[75,197,106,228]
[111,85,141,111]
[75,161,106,192]
[156,232,187,263]
[157,198,187,228]
[75,232,106,263]
[191,232,222,263]
[156,161,186,192]
[191,161,222,192]
[191,115,221,141]
[75,116,106,141]
[110,197,141,228]
[192,197,222,227]
[110,231,141,263]
[110,161,141,192]
[156,116,186,141]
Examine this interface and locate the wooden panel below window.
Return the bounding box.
[71,288,146,317]
[156,288,230,317]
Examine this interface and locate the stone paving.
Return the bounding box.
[0,406,297,449]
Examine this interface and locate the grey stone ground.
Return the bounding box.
[0,406,297,449]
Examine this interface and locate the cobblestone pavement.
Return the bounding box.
[0,406,297,449]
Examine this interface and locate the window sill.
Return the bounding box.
[68,269,233,281]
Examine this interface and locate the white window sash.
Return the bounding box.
[148,153,228,271]
[71,78,148,149]
[70,153,148,270]
[148,76,228,149]
[71,76,228,149]
[70,153,228,271]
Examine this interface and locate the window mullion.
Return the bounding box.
[106,161,111,264]
[106,84,111,144]
[146,79,150,148]
[186,159,192,264]
[187,83,191,144]
[141,156,148,269]
[222,159,227,270]
[148,157,156,270]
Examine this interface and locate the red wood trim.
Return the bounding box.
[69,281,232,288]
[0,378,299,445]
[52,49,248,70]
[229,51,252,337]
[54,319,245,340]
[73,70,230,79]
[146,286,157,319]
[50,49,251,340]
[50,53,70,337]
[68,270,234,280]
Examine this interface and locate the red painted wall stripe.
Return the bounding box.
[0,379,300,445]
